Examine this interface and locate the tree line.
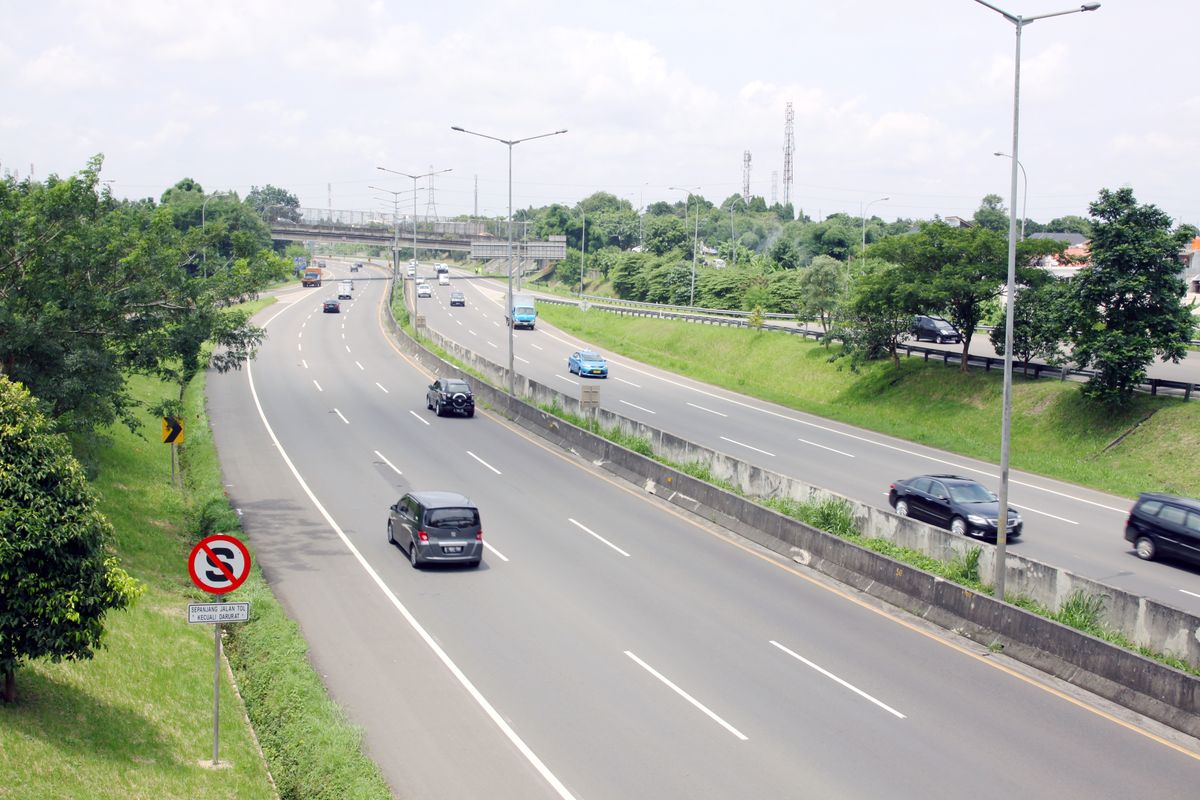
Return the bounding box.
[0,157,291,701]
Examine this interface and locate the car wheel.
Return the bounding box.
[435,401,443,417]
[895,500,910,517]
[426,397,433,410]
[466,409,474,418]
[1135,536,1157,561]
[469,559,482,569]
[409,539,421,569]
[950,517,969,537]
[387,521,395,545]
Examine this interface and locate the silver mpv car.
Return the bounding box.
[388,491,483,568]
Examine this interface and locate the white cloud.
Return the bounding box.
[20,45,113,91]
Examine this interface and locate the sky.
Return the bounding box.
[3,1,1197,227]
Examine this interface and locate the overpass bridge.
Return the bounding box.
[270,207,566,259]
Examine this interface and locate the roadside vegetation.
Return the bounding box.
[537,302,1200,500]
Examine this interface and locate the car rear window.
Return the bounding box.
[1136,499,1163,516]
[444,381,469,392]
[426,508,480,528]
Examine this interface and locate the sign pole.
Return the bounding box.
[212,596,223,765]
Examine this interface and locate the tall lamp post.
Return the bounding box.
[993,152,1028,240]
[377,166,453,315]
[450,125,568,395]
[580,208,586,297]
[669,185,701,306]
[860,196,889,261]
[367,185,410,281]
[975,0,1100,601]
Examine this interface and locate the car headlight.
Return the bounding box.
[968,514,988,525]
[1011,514,1022,524]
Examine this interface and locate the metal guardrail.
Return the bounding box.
[544,296,1200,400]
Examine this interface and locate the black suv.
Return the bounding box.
[889,474,1022,539]
[1125,493,1200,567]
[426,377,475,418]
[388,491,483,568]
[911,315,962,344]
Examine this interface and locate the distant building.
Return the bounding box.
[942,215,975,228]
[1181,236,1200,293]
[1028,231,1090,278]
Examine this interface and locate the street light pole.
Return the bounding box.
[367,185,408,282]
[580,208,586,297]
[669,185,701,306]
[975,0,1099,601]
[994,152,1028,240]
[860,196,889,261]
[451,125,568,396]
[377,166,453,318]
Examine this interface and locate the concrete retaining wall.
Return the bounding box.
[389,302,1200,737]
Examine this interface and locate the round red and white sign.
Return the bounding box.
[188,534,251,595]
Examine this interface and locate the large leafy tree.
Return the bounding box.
[830,259,917,369]
[798,255,846,332]
[0,376,142,702]
[1067,188,1196,405]
[973,193,1008,233]
[642,215,687,256]
[869,223,1061,372]
[246,184,301,222]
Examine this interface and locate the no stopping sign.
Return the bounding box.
[188,534,251,595]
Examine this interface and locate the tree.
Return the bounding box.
[805,219,859,261]
[0,376,142,702]
[1044,215,1092,237]
[1067,188,1196,405]
[973,193,1008,233]
[989,279,1071,374]
[768,238,801,270]
[797,255,846,332]
[642,215,687,256]
[869,223,1062,372]
[246,184,301,222]
[830,260,914,369]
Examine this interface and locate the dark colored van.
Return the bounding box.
[1125,493,1200,567]
[911,315,962,344]
[388,491,483,568]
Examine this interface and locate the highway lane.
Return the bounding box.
[419,268,1200,616]
[206,262,1200,798]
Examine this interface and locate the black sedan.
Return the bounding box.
[888,474,1022,539]
[323,300,340,313]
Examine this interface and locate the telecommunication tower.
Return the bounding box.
[742,150,752,204]
[783,101,795,206]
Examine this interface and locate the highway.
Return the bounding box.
[207,261,1200,797]
[411,265,1200,618]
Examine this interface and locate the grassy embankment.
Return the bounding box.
[0,296,391,800]
[537,302,1200,500]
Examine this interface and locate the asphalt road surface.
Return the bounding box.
[206,262,1200,798]
[412,266,1200,617]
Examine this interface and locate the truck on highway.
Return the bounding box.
[301,267,325,287]
[506,293,537,329]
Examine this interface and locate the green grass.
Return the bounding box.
[0,293,391,799]
[537,302,1200,499]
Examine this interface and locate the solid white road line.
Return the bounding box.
[687,402,728,417]
[468,451,502,475]
[568,518,631,558]
[619,399,656,414]
[313,380,323,392]
[623,651,748,741]
[334,408,349,425]
[409,410,431,426]
[613,376,642,388]
[374,450,403,476]
[483,541,510,562]
[376,382,389,394]
[797,437,855,458]
[769,640,905,719]
[356,361,364,370]
[720,436,775,457]
[1181,589,1200,599]
[245,357,575,800]
[557,375,580,386]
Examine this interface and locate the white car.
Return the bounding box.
[438,273,450,286]
[407,265,416,277]
[416,283,432,298]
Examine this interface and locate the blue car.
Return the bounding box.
[568,350,608,378]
